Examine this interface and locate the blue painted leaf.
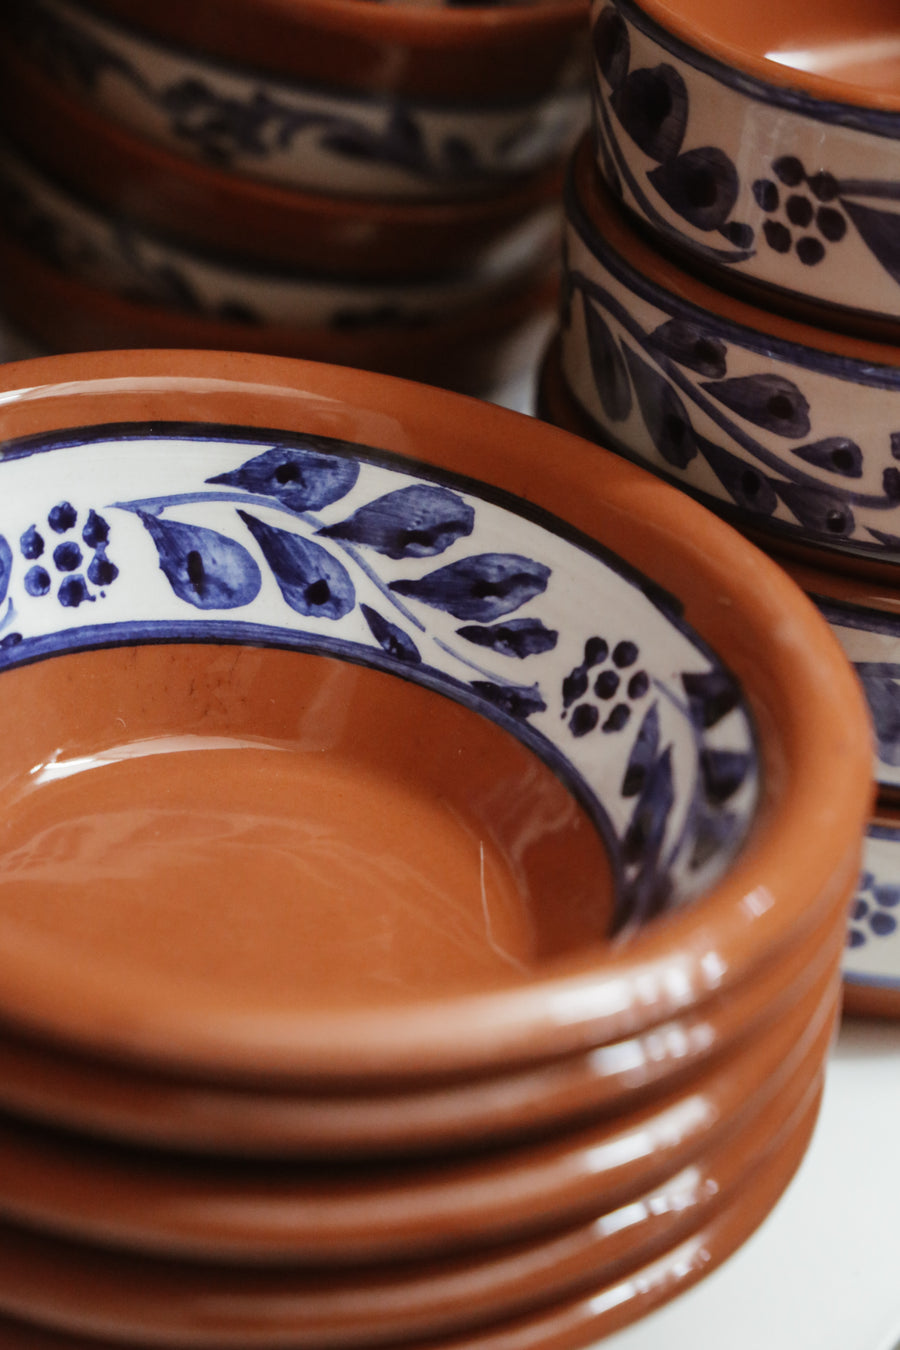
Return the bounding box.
[0,535,11,606]
[361,603,421,664]
[612,65,687,161]
[857,671,900,766]
[791,437,862,479]
[456,617,558,659]
[623,346,698,468]
[698,436,778,516]
[207,443,359,511]
[470,681,547,719]
[699,748,751,804]
[649,320,727,378]
[842,199,900,286]
[701,374,810,438]
[682,669,741,729]
[592,5,630,90]
[648,147,739,231]
[138,513,261,609]
[689,809,740,870]
[773,480,855,539]
[621,701,661,797]
[621,745,675,923]
[390,553,550,622]
[318,484,474,559]
[584,301,632,422]
[238,511,354,619]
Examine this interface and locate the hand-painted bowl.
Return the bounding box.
[0,228,557,397]
[588,0,900,333]
[559,134,900,573]
[0,350,871,1084]
[3,0,590,200]
[0,136,558,335]
[0,47,566,282]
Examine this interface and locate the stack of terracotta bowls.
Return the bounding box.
[539,0,900,1017]
[0,350,873,1345]
[0,0,591,394]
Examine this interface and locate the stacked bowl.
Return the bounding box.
[0,0,591,393]
[0,349,873,1344]
[539,0,900,1015]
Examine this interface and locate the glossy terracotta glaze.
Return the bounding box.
[0,1074,826,1350]
[29,0,589,100]
[0,895,842,1155]
[0,351,870,1084]
[622,0,900,106]
[0,49,565,280]
[0,948,840,1269]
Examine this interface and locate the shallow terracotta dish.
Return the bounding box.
[589,0,900,333]
[0,48,565,282]
[0,229,556,396]
[0,1072,826,1350]
[4,0,589,199]
[0,902,840,1156]
[0,138,558,334]
[0,950,838,1267]
[560,134,900,572]
[0,350,871,1084]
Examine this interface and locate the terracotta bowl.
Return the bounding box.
[588,0,900,333]
[0,137,558,334]
[0,897,841,1156]
[0,350,871,1086]
[0,229,557,397]
[3,0,590,200]
[0,48,566,282]
[0,1001,834,1348]
[559,135,900,573]
[0,1073,827,1350]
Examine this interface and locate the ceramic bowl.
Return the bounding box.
[0,1069,827,1350]
[0,47,566,282]
[559,134,900,573]
[3,0,589,200]
[0,898,841,1156]
[0,228,557,397]
[0,954,838,1275]
[588,0,900,333]
[0,350,871,1086]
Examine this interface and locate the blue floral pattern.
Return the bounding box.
[0,423,759,931]
[559,176,900,565]
[7,0,588,198]
[589,0,900,326]
[845,822,900,996]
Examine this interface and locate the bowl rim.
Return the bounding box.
[0,348,874,1080]
[609,0,900,120]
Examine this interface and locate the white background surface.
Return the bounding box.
[496,356,900,1350]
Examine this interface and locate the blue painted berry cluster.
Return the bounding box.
[20,501,118,608]
[752,158,847,267]
[562,634,650,737]
[848,868,900,948]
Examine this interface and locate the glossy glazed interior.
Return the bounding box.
[631,0,900,108]
[0,350,871,1079]
[0,645,615,1025]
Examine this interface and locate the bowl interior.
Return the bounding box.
[629,0,900,104]
[0,416,760,1064]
